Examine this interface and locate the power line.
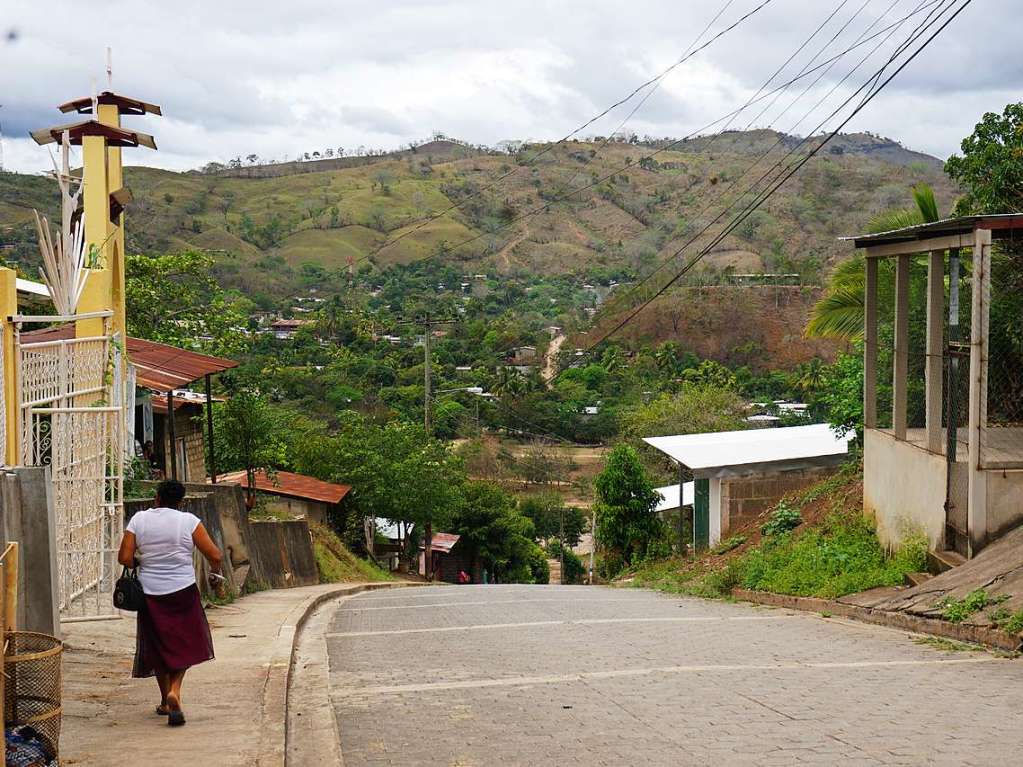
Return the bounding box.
[352,0,951,273]
[355,0,774,267]
[561,0,971,371]
[594,0,928,325]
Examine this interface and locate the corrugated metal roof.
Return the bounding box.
[643,423,853,473]
[30,119,158,150]
[219,469,352,505]
[843,214,1023,248]
[654,483,695,513]
[20,329,238,392]
[420,532,460,554]
[58,91,162,116]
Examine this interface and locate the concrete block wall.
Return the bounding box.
[721,467,837,537]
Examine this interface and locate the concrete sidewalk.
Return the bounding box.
[60,582,405,766]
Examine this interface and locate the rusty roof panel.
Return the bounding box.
[20,330,237,392]
[30,120,157,150]
[218,469,352,505]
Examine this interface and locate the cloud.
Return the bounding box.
[1,0,1019,173]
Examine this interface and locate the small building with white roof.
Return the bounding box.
[644,423,854,549]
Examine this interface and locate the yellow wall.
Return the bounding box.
[0,268,17,464]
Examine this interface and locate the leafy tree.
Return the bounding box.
[807,183,939,341]
[294,413,462,561]
[212,390,291,509]
[593,445,662,575]
[126,251,250,356]
[945,103,1023,215]
[451,481,545,583]
[620,384,747,448]
[519,492,586,546]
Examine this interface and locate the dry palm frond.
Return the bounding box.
[33,131,88,315]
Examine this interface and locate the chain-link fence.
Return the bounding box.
[982,241,1023,470]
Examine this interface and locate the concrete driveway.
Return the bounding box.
[326,585,1023,766]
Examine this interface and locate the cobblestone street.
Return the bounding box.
[326,585,1023,766]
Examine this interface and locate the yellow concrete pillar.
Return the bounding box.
[0,268,18,464]
[79,133,114,340]
[97,103,127,338]
[75,269,112,339]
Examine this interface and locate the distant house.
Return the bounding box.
[418,532,470,582]
[513,346,537,363]
[644,424,853,549]
[271,318,310,340]
[219,469,352,525]
[22,328,238,483]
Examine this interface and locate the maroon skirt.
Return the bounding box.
[132,583,215,678]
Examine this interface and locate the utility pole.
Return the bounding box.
[559,504,565,586]
[589,508,596,584]
[396,313,456,581]
[424,320,432,435]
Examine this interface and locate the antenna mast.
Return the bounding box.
[106,46,113,88]
[0,104,5,173]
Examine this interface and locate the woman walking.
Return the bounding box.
[117,479,223,726]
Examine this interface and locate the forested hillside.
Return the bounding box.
[0,130,954,307]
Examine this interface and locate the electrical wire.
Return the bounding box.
[356,0,773,265]
[560,0,971,373]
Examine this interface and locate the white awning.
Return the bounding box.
[16,278,50,298]
[643,423,853,476]
[654,482,694,513]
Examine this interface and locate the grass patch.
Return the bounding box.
[311,522,393,584]
[733,514,927,599]
[912,636,986,653]
[711,535,747,555]
[936,589,1008,623]
[988,607,1023,634]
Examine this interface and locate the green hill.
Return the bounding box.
[0,131,955,299]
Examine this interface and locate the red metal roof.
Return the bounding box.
[20,329,238,393]
[59,91,163,116]
[218,469,352,505]
[420,532,460,554]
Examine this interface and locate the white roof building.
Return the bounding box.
[643,424,854,548]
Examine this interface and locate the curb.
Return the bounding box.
[732,588,1023,652]
[257,581,425,767]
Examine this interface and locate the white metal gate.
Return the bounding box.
[13,312,125,620]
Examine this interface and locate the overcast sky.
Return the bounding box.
[1,0,1018,174]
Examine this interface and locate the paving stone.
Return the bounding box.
[325,584,1023,766]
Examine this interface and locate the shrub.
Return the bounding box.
[937,589,1007,623]
[761,503,802,536]
[738,514,926,599]
[546,542,586,584]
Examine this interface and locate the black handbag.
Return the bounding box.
[113,567,146,612]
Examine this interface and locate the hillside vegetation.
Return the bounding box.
[0,130,954,300]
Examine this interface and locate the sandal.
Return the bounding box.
[168,710,186,727]
[156,705,170,716]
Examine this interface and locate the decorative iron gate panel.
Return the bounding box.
[13,314,125,620]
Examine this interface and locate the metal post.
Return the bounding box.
[167,389,177,480]
[945,248,961,549]
[205,374,216,483]
[589,507,595,585]
[967,229,992,556]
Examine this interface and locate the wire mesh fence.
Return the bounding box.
[981,241,1023,470]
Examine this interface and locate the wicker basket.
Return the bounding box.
[5,631,63,759]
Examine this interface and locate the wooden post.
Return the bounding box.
[205,375,216,483]
[892,254,911,439]
[967,228,992,557]
[167,389,178,480]
[926,250,945,453]
[864,257,879,430]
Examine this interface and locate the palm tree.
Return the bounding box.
[806,183,940,341]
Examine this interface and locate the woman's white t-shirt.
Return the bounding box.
[125,507,201,595]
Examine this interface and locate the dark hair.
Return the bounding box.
[156,479,187,508]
